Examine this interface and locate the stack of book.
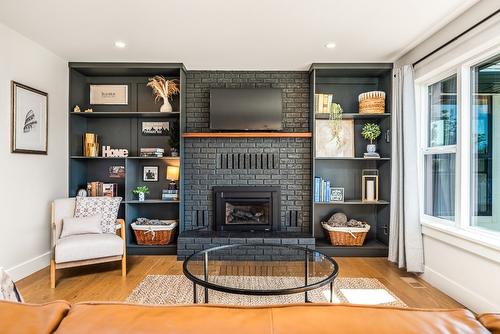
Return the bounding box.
[140,148,164,157]
[314,176,331,203]
[162,189,178,201]
[87,182,118,197]
[363,152,380,159]
[314,93,334,113]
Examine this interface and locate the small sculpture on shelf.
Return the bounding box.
[83,108,93,113]
[133,186,149,202]
[73,105,81,113]
[83,133,99,157]
[147,76,179,113]
[361,123,381,158]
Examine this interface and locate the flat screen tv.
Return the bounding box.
[210,88,282,130]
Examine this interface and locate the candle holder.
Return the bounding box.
[361,169,379,202]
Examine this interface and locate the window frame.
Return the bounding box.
[415,42,500,240]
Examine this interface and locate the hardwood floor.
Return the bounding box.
[17,256,462,309]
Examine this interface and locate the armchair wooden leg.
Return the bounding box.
[121,256,127,276]
[50,259,56,288]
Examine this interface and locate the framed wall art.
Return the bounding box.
[143,166,159,182]
[11,81,48,154]
[315,119,354,158]
[141,121,169,136]
[90,84,128,105]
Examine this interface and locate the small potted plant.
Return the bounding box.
[133,186,150,202]
[147,76,180,113]
[361,123,381,154]
[166,122,180,157]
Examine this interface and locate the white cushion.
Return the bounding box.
[74,197,122,234]
[55,234,123,264]
[60,215,102,238]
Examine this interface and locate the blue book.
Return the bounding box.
[326,180,330,202]
[314,177,321,203]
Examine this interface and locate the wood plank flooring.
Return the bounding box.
[16,256,462,309]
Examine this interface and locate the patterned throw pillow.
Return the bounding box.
[74,197,122,233]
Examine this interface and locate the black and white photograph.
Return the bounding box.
[11,81,48,154]
[141,121,169,136]
[143,166,159,182]
[330,187,345,202]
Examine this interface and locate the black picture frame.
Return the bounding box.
[143,166,159,182]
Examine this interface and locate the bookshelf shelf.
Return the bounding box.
[310,63,393,256]
[69,62,186,255]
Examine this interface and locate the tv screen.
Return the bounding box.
[210,88,282,130]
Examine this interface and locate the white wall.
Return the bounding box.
[396,0,500,313]
[0,23,68,281]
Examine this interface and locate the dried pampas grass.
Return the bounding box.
[147,76,179,102]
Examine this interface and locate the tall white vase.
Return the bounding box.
[160,98,173,113]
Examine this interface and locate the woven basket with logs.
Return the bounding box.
[321,213,370,247]
[131,218,177,245]
[359,91,386,114]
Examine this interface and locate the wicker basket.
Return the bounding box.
[321,222,370,246]
[131,221,177,245]
[359,91,385,114]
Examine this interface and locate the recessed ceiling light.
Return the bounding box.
[325,42,336,49]
[114,41,126,48]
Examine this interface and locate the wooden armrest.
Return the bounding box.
[116,219,126,239]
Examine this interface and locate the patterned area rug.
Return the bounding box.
[126,275,407,307]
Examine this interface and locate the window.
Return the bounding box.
[423,75,457,221]
[418,46,500,238]
[471,55,500,232]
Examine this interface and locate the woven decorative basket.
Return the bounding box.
[131,221,177,245]
[321,222,370,246]
[359,91,386,114]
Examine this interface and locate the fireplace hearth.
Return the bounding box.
[213,186,280,232]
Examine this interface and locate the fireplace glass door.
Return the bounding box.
[225,201,270,226]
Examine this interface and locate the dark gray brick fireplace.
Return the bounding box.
[178,71,313,259]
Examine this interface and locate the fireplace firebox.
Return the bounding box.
[213,186,280,232]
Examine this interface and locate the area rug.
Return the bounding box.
[126,275,407,307]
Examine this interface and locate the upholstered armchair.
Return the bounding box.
[50,198,126,288]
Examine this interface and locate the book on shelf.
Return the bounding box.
[363,152,381,159]
[315,176,332,203]
[314,93,334,114]
[87,182,118,197]
[140,148,165,157]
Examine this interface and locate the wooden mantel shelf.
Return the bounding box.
[182,132,312,138]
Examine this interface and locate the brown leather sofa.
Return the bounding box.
[0,300,499,334]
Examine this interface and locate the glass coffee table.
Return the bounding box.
[183,244,338,304]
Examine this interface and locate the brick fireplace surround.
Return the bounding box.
[177,71,315,259]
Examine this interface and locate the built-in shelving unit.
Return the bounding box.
[310,63,393,256]
[68,62,186,255]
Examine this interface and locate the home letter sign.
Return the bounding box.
[102,146,129,158]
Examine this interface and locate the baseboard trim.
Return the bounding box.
[6,252,50,282]
[422,265,500,313]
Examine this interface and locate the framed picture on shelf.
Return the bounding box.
[143,166,159,182]
[109,166,125,178]
[330,187,345,202]
[315,119,354,158]
[141,121,169,136]
[90,84,128,105]
[11,81,48,154]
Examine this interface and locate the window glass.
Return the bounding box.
[424,154,456,220]
[428,75,457,147]
[471,56,500,232]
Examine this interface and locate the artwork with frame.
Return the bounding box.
[330,187,345,202]
[90,84,128,105]
[141,121,169,136]
[143,166,159,182]
[109,166,125,178]
[315,119,354,158]
[11,81,48,154]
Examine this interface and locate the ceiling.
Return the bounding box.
[0,0,479,70]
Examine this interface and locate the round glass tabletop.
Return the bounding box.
[182,244,339,303]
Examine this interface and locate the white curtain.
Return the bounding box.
[389,65,424,273]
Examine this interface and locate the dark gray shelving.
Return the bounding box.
[310,63,393,256]
[69,62,186,255]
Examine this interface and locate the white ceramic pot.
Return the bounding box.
[138,193,145,201]
[367,144,377,153]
